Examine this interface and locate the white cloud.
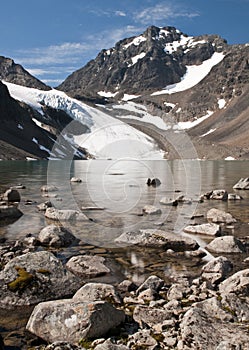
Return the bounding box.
[134,2,199,25]
[115,10,126,17]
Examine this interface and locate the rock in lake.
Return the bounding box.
[115,229,199,251]
[0,204,23,219]
[45,208,88,221]
[70,177,82,183]
[2,188,21,202]
[210,190,228,201]
[38,224,78,248]
[233,177,249,190]
[184,223,221,236]
[207,208,236,224]
[66,255,110,278]
[0,251,80,307]
[26,299,125,343]
[40,185,58,192]
[142,205,162,215]
[37,201,53,211]
[146,178,161,187]
[206,236,245,254]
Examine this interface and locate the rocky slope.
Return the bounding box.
[0,56,50,91]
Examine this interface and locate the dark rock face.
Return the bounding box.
[58,26,227,99]
[0,56,50,91]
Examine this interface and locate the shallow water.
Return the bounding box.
[0,159,249,347]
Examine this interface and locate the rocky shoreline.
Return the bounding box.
[0,180,249,349]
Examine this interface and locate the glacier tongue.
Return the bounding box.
[4,82,163,160]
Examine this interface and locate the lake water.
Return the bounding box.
[0,159,249,347]
[1,159,249,267]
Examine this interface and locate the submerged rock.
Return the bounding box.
[207,208,236,224]
[142,205,162,215]
[66,255,110,278]
[0,204,23,219]
[26,299,125,343]
[40,185,58,193]
[45,208,88,221]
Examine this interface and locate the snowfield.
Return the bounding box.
[3,82,163,160]
[152,52,225,95]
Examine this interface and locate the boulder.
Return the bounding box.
[94,339,128,350]
[0,204,23,219]
[179,299,249,349]
[133,304,172,329]
[201,256,233,286]
[115,229,199,251]
[66,255,110,278]
[26,299,125,343]
[40,185,58,192]
[210,190,228,201]
[70,177,82,183]
[206,236,245,254]
[3,188,21,202]
[142,205,162,215]
[73,282,121,304]
[38,224,77,248]
[41,342,82,350]
[183,223,221,236]
[127,330,158,350]
[207,208,236,224]
[219,269,249,296]
[136,275,164,295]
[37,201,53,211]
[146,178,161,187]
[159,197,178,206]
[228,193,243,200]
[45,208,88,221]
[233,177,249,190]
[0,251,80,307]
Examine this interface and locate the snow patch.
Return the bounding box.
[200,128,217,137]
[164,102,176,109]
[218,98,226,109]
[98,91,118,98]
[122,94,141,101]
[124,36,147,49]
[129,52,146,66]
[225,156,235,160]
[174,111,214,130]
[17,124,23,130]
[152,52,225,95]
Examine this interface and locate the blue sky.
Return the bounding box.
[1,0,248,86]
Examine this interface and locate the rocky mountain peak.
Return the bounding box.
[58,25,228,99]
[0,56,51,91]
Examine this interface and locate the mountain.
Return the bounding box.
[0,26,249,160]
[58,26,228,99]
[0,56,50,91]
[57,25,249,159]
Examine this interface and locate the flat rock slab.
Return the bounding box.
[26,299,125,343]
[115,229,199,251]
[207,208,236,224]
[66,255,110,278]
[45,208,88,221]
[184,223,221,236]
[233,178,249,190]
